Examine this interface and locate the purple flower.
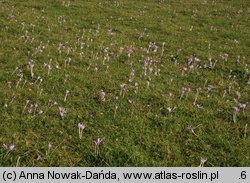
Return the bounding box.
[94,138,102,156]
[3,144,15,157]
[181,67,188,75]
[199,157,207,167]
[120,83,126,97]
[196,87,202,94]
[78,123,86,139]
[233,106,240,113]
[100,90,106,102]
[64,90,70,102]
[27,60,34,77]
[27,60,34,70]
[36,155,41,161]
[128,47,134,57]
[16,77,22,88]
[188,55,193,64]
[8,144,15,152]
[108,29,115,36]
[239,103,246,110]
[58,43,65,54]
[94,138,102,146]
[182,67,187,71]
[233,106,241,123]
[59,107,66,119]
[78,123,85,130]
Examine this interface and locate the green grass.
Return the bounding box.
[0,0,249,167]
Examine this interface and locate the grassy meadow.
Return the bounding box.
[0,0,249,166]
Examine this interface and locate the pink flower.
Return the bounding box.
[196,87,202,94]
[8,144,15,152]
[188,55,193,64]
[120,83,126,97]
[27,60,34,78]
[239,103,246,110]
[128,47,134,57]
[199,157,207,167]
[181,67,188,75]
[233,106,240,113]
[233,106,240,123]
[94,138,102,156]
[100,90,106,102]
[58,43,65,53]
[78,123,85,130]
[78,123,85,139]
[27,61,34,69]
[94,138,102,146]
[4,144,15,157]
[108,29,115,36]
[36,155,41,161]
[182,67,187,71]
[59,107,66,119]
